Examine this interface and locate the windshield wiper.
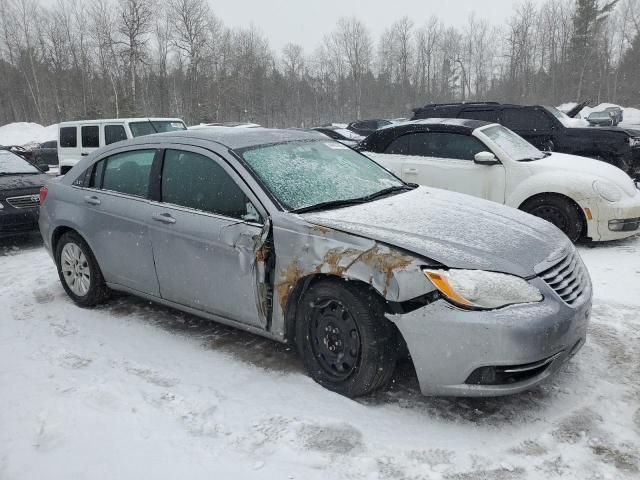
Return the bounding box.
[361,184,414,201]
[291,185,414,214]
[291,198,368,214]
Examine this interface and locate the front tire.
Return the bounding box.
[521,196,583,243]
[295,280,397,398]
[55,231,109,307]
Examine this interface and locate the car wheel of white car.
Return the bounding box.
[521,196,583,243]
[55,231,109,307]
[295,280,398,398]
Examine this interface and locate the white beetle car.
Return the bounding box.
[359,119,640,242]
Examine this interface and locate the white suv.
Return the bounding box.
[57,118,186,174]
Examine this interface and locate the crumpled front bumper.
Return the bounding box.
[388,277,591,397]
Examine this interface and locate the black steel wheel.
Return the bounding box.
[308,298,361,381]
[522,195,583,243]
[295,279,397,398]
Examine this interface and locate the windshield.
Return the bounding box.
[589,112,610,119]
[129,120,187,137]
[0,150,40,174]
[240,140,404,211]
[544,106,589,128]
[481,125,545,161]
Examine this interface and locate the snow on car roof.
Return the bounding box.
[125,127,324,150]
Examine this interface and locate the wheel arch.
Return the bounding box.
[518,192,588,237]
[283,274,389,344]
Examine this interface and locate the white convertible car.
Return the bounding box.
[358,119,640,242]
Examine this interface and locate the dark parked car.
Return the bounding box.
[0,149,49,236]
[32,140,59,166]
[412,102,640,178]
[346,119,395,137]
[586,111,616,127]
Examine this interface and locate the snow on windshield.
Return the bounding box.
[240,141,402,211]
[0,150,39,174]
[481,125,544,161]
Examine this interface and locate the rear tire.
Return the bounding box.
[295,280,397,398]
[55,231,109,307]
[521,196,583,243]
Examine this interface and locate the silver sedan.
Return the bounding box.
[39,128,592,397]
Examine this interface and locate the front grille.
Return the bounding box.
[6,195,40,209]
[539,250,588,306]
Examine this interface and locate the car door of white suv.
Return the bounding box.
[385,132,506,203]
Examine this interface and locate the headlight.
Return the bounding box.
[593,180,623,202]
[424,269,543,310]
[629,137,640,148]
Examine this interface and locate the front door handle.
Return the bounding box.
[84,195,101,205]
[152,212,176,225]
[81,153,89,157]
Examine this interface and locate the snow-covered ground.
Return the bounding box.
[0,234,639,480]
[0,122,58,147]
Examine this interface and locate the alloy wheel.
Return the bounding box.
[60,242,91,297]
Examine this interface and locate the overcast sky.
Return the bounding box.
[211,0,542,51]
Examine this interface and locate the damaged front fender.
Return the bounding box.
[270,214,438,339]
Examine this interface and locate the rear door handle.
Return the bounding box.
[84,195,101,206]
[152,212,176,225]
[81,153,89,157]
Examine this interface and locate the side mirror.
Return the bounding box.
[242,201,261,223]
[474,151,499,166]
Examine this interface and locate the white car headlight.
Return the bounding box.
[593,180,623,202]
[424,269,543,310]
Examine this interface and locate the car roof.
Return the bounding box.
[58,118,184,126]
[119,127,325,150]
[382,118,492,131]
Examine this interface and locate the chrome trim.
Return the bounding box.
[501,352,562,373]
[6,194,40,209]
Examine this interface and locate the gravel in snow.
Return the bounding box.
[0,233,639,479]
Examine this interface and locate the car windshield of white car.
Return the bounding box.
[482,125,546,162]
[0,150,40,175]
[239,140,407,212]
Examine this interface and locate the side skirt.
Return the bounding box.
[106,282,286,343]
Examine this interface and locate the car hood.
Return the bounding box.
[533,152,637,197]
[0,173,49,192]
[566,125,639,136]
[302,187,570,278]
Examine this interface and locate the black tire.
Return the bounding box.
[295,279,397,398]
[55,231,109,307]
[521,195,583,243]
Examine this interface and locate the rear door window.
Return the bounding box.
[60,127,77,148]
[408,132,486,160]
[161,149,249,219]
[461,109,498,123]
[104,125,127,145]
[502,108,553,131]
[81,126,100,148]
[100,149,156,197]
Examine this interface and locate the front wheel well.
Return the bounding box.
[283,274,387,344]
[518,192,588,239]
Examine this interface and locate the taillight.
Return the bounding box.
[39,186,48,204]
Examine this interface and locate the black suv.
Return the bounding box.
[412,102,640,178]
